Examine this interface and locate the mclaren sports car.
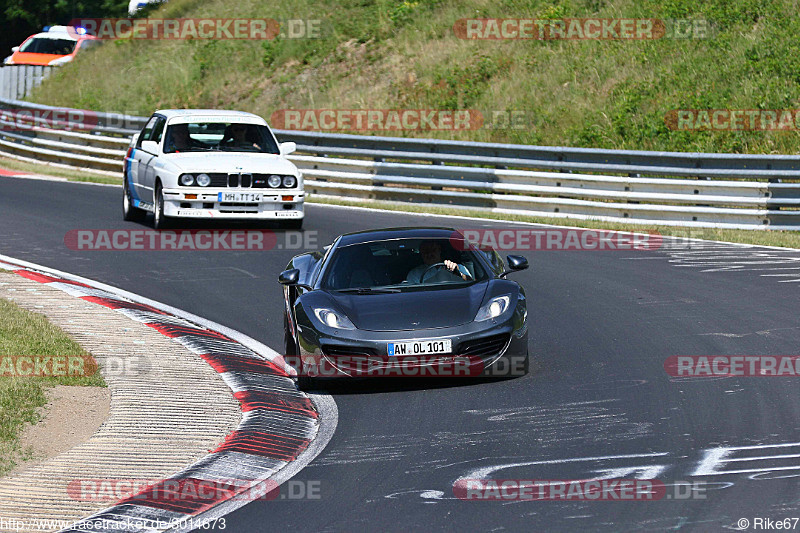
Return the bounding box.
[279,227,529,387]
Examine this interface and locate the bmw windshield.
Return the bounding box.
[163,122,280,154]
[320,237,490,291]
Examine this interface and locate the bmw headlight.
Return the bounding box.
[313,308,356,330]
[475,295,511,322]
[268,174,282,188]
[179,174,195,186]
[196,173,211,187]
[282,175,297,188]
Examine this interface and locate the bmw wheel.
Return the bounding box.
[123,178,145,222]
[153,182,170,230]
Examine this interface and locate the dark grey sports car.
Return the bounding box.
[278,227,529,387]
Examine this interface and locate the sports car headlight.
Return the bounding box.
[268,175,282,188]
[196,173,211,187]
[282,175,297,188]
[313,308,356,330]
[179,174,195,186]
[475,295,511,322]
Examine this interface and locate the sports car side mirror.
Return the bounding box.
[507,255,529,271]
[279,268,301,285]
[279,268,313,290]
[500,255,529,277]
[280,142,297,155]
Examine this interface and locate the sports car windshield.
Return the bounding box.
[321,237,490,291]
[163,122,280,154]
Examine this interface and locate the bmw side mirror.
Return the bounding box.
[278,268,301,285]
[500,255,529,277]
[280,141,297,155]
[140,140,159,154]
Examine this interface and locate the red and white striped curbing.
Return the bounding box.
[0,255,336,533]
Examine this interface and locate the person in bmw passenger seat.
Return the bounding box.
[406,240,473,284]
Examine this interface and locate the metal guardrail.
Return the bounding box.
[0,97,799,229]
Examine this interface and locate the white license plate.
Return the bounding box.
[388,339,452,356]
[218,192,262,202]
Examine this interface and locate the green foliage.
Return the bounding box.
[0,297,104,474]
[388,1,420,24]
[429,53,512,109]
[25,0,800,154]
[2,0,130,27]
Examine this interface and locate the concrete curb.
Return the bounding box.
[0,255,336,533]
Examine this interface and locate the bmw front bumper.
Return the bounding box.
[162,188,304,220]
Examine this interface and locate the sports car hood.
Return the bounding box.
[165,153,297,174]
[327,282,489,331]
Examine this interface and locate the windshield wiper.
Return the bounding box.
[337,287,401,294]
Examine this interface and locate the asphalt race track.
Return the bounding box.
[3,175,800,532]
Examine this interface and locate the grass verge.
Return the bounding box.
[0,156,121,185]
[0,296,106,476]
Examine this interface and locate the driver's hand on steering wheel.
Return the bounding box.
[444,260,471,281]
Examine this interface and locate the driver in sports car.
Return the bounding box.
[406,240,473,283]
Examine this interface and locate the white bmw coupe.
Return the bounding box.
[123,109,304,229]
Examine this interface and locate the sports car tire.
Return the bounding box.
[285,313,314,389]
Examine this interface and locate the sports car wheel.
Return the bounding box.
[122,179,145,222]
[285,313,314,389]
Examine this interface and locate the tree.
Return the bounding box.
[1,0,129,58]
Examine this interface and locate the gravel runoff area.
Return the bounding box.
[0,270,241,532]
